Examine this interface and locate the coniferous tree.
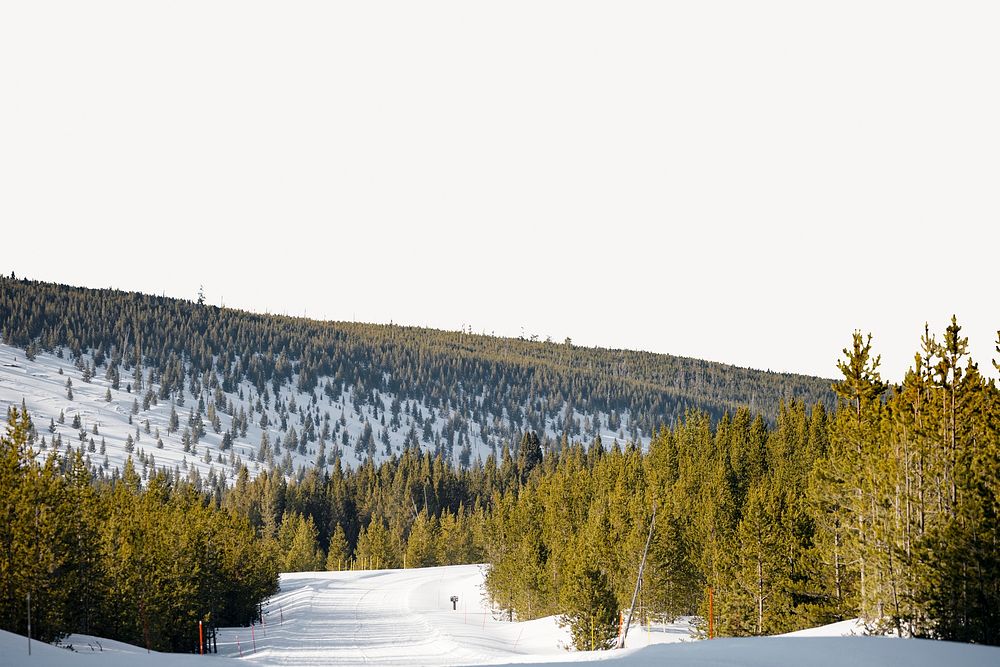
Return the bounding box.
[404,510,438,568]
[558,555,619,651]
[325,524,351,570]
[355,518,400,569]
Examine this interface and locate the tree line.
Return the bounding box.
[0,408,279,652]
[0,274,833,441]
[481,319,999,647]
[1,276,995,649]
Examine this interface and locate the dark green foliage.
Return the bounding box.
[0,275,833,442]
[807,320,1000,643]
[1,275,996,648]
[0,409,279,650]
[480,320,999,647]
[517,431,542,483]
[558,559,619,650]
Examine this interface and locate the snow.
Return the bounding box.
[516,636,1000,667]
[780,618,868,637]
[0,342,646,486]
[216,565,577,665]
[0,631,206,666]
[3,565,998,667]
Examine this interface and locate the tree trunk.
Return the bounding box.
[757,556,764,635]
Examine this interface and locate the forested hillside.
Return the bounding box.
[0,275,995,652]
[0,275,832,441]
[482,320,1000,647]
[3,319,995,652]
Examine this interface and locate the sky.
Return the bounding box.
[1,1,997,382]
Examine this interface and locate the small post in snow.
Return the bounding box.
[199,620,204,655]
[27,592,31,656]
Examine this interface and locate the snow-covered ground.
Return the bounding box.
[3,565,999,667]
[0,342,645,485]
[218,565,580,665]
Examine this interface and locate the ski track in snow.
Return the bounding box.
[217,565,583,666]
[3,564,1000,667]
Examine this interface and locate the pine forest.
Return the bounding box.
[0,276,997,651]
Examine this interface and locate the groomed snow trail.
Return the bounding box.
[214,565,575,666]
[3,565,1000,667]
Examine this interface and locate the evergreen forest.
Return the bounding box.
[0,275,832,437]
[0,275,997,650]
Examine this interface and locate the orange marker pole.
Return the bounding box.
[199,620,204,655]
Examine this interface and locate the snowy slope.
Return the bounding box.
[218,565,577,665]
[512,636,1000,667]
[0,342,644,484]
[3,565,998,667]
[0,632,207,667]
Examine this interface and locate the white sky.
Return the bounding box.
[1,1,997,382]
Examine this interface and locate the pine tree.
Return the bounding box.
[168,406,179,434]
[820,331,886,623]
[279,513,324,572]
[405,511,438,568]
[558,554,619,650]
[517,431,542,483]
[355,519,400,569]
[646,511,701,620]
[325,524,351,570]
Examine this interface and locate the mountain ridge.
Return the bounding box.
[0,274,835,484]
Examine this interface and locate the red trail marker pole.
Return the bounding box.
[199,620,204,655]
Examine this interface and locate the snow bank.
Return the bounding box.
[511,636,1000,667]
[0,630,204,666]
[3,566,999,667]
